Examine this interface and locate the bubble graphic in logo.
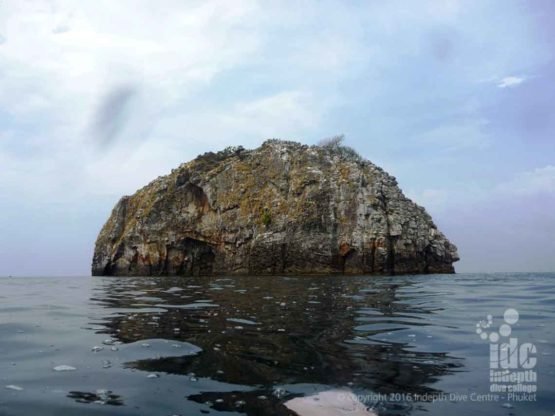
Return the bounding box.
[504,308,519,325]
[499,324,512,337]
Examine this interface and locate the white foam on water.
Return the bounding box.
[53,365,76,372]
[284,390,377,416]
[227,318,258,325]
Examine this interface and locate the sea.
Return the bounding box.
[0,273,553,416]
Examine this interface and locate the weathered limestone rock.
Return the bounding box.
[92,140,458,276]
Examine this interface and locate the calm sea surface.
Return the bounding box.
[0,273,553,416]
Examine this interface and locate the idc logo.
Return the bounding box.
[476,308,537,397]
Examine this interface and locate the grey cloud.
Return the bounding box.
[52,24,70,34]
[431,36,452,61]
[91,84,138,148]
[427,28,459,63]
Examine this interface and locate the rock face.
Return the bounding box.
[92,140,458,276]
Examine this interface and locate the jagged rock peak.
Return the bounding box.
[92,139,459,276]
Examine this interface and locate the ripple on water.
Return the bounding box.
[158,303,219,309]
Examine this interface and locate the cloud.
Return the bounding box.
[496,165,555,195]
[136,90,325,157]
[497,76,525,88]
[410,165,555,213]
[405,188,450,212]
[411,118,491,151]
[221,91,321,138]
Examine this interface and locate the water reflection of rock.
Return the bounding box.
[90,275,463,399]
[67,389,124,405]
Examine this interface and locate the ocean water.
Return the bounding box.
[0,273,553,416]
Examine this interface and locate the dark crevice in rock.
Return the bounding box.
[377,188,396,276]
[369,240,376,273]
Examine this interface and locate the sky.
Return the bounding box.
[0,0,554,276]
